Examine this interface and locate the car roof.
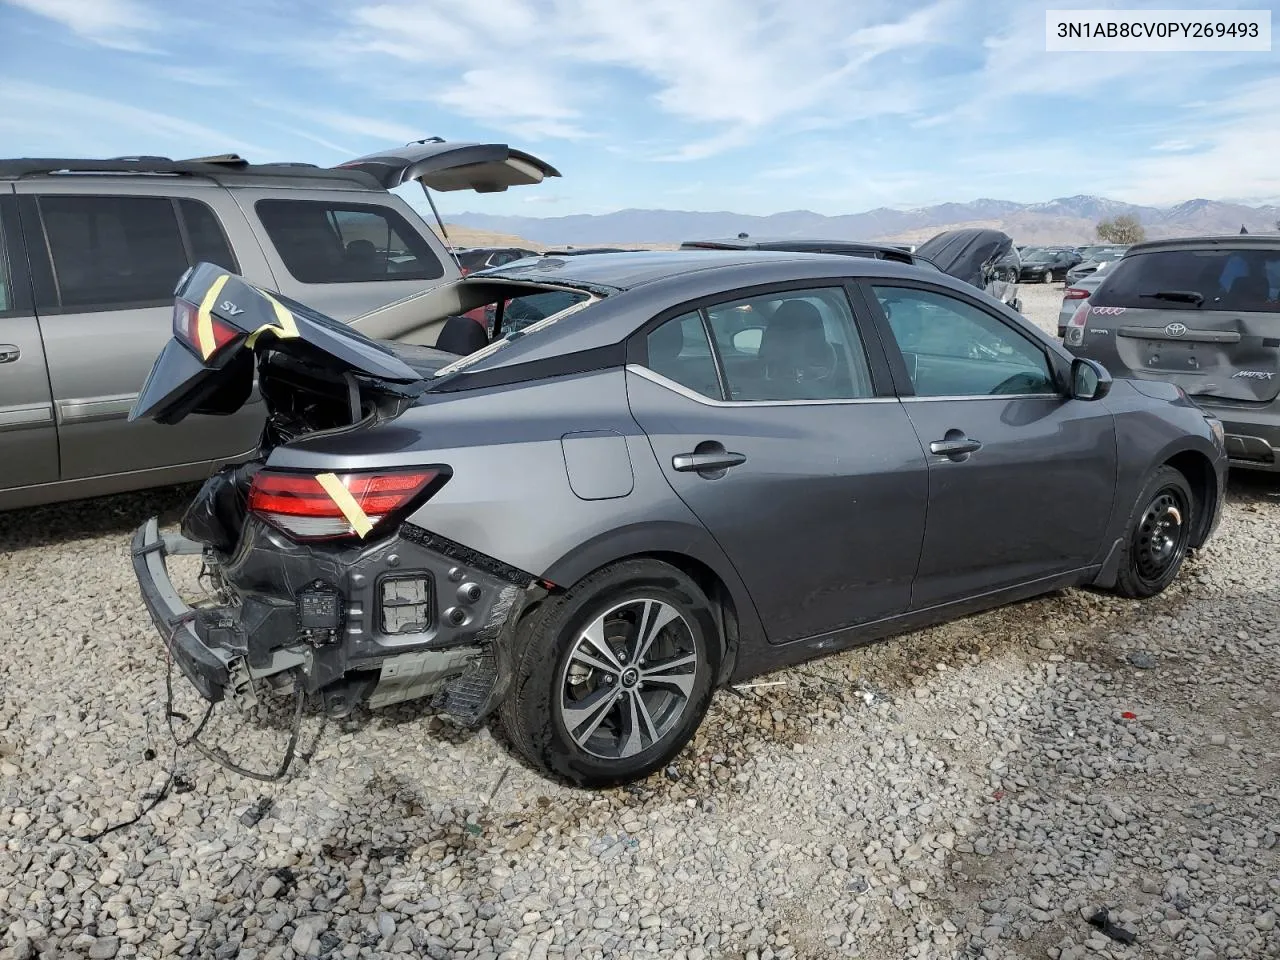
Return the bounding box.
[478,248,894,292]
[0,156,382,189]
[1124,235,1280,255]
[441,249,1007,381]
[683,236,915,259]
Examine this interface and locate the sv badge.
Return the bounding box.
[219,300,245,317]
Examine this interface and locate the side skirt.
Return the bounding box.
[731,566,1099,682]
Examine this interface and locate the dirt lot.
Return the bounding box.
[0,284,1276,960]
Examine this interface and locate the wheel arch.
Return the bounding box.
[540,521,764,684]
[1162,447,1219,547]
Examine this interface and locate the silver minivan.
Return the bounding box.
[0,141,557,509]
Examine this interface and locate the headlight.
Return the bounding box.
[1206,417,1224,445]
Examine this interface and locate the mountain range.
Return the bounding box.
[450,195,1280,247]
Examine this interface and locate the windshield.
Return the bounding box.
[1093,247,1280,313]
[1023,251,1054,263]
[433,294,600,377]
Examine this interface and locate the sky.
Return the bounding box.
[1,0,1278,217]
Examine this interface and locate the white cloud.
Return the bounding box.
[155,65,238,88]
[330,0,960,156]
[2,0,159,51]
[0,81,266,156]
[1117,77,1280,204]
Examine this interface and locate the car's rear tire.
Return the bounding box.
[500,559,717,787]
[1112,466,1194,599]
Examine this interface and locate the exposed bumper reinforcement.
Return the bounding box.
[131,518,234,702]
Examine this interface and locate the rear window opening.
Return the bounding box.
[350,277,601,368]
[1094,248,1280,313]
[255,199,444,284]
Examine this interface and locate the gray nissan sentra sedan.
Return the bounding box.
[130,250,1226,786]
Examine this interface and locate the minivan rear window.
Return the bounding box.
[256,199,444,285]
[1094,248,1280,313]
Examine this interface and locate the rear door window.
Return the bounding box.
[255,199,444,284]
[1095,248,1280,313]
[39,196,190,309]
[643,286,875,402]
[30,195,238,312]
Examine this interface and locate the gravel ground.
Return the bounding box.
[1,286,1277,960]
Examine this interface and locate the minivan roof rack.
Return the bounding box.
[0,156,379,187]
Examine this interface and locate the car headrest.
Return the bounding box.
[435,314,489,356]
[759,300,828,366]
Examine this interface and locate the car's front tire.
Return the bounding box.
[500,559,718,787]
[1113,466,1194,599]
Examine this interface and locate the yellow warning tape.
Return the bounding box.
[246,289,300,347]
[314,472,373,538]
[195,274,230,360]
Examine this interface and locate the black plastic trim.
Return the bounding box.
[431,343,626,393]
[400,524,536,587]
[0,194,34,316]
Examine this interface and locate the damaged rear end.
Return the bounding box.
[130,263,541,725]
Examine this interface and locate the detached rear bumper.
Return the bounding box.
[131,518,234,701]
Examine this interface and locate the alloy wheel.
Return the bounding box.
[558,598,698,760]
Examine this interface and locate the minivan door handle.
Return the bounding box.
[929,434,982,461]
[0,345,20,364]
[672,450,747,473]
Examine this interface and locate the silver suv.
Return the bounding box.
[0,141,557,508]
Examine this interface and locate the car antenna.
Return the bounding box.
[406,137,459,265]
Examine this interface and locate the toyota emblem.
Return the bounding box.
[1165,322,1188,337]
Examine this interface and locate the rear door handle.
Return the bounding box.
[672,451,747,473]
[0,345,19,364]
[929,436,982,460]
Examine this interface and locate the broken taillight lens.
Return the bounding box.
[247,468,442,541]
[173,298,240,361]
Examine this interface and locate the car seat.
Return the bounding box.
[757,300,839,398]
[435,314,489,355]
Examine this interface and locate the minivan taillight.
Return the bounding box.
[1063,302,1091,346]
[173,298,240,361]
[247,468,442,541]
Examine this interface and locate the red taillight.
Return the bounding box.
[1067,303,1091,327]
[247,468,441,541]
[173,298,239,361]
[1063,287,1090,300]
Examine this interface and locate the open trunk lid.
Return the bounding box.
[129,263,442,427]
[915,228,1020,306]
[334,140,561,193]
[1088,245,1280,403]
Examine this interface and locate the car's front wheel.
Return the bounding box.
[501,559,717,787]
[1113,465,1194,598]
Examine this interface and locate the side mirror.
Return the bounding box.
[1071,357,1112,401]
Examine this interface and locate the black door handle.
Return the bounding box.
[673,450,747,473]
[930,433,982,461]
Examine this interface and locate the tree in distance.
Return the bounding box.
[1096,215,1146,244]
